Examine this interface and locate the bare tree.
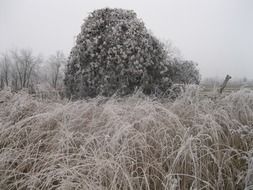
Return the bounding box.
[0,53,11,89]
[0,68,3,90]
[48,51,66,89]
[11,49,42,90]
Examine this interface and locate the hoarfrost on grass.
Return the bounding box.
[0,86,253,189]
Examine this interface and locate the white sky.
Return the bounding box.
[0,0,253,78]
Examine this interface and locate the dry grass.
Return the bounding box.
[0,86,253,189]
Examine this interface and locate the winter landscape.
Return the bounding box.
[1,1,253,190]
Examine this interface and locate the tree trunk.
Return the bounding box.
[219,75,232,94]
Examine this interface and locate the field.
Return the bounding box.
[200,84,253,97]
[0,86,253,189]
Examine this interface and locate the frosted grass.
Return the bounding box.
[0,86,253,189]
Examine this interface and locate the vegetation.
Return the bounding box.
[64,8,200,99]
[1,7,252,190]
[0,87,253,189]
[0,49,66,93]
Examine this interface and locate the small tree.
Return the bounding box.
[11,49,41,91]
[0,53,11,89]
[47,51,66,89]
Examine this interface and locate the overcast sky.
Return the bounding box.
[0,0,253,78]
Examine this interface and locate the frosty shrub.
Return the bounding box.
[170,59,201,85]
[64,8,173,98]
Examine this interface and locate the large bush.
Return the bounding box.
[64,8,173,98]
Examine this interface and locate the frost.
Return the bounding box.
[64,8,173,99]
[0,87,253,189]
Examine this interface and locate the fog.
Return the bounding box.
[0,0,253,78]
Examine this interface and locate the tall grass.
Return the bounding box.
[0,86,253,189]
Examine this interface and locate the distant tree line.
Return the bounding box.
[0,49,66,93]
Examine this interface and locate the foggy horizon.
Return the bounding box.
[1,0,253,79]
